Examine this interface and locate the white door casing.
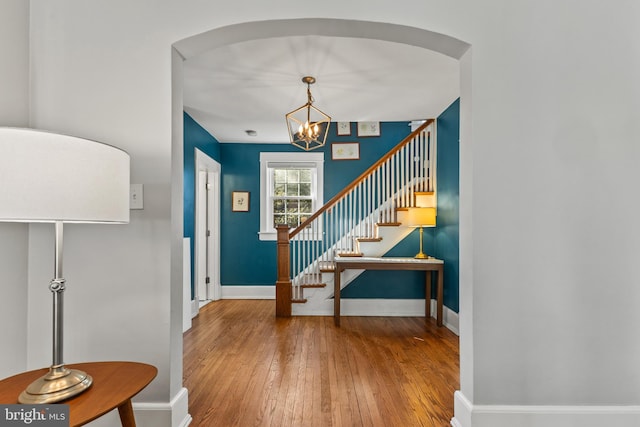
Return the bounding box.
[195,149,221,309]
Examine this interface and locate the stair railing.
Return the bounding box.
[276,119,436,316]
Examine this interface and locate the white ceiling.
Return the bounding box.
[183,35,459,143]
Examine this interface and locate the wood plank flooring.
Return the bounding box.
[183,300,459,427]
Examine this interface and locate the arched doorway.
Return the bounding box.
[171,17,472,423]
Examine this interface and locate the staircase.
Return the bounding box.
[275,119,437,317]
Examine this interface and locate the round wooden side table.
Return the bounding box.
[0,361,157,427]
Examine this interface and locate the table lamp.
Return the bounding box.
[0,128,130,404]
[406,207,436,259]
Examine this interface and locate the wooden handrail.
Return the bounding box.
[289,118,434,239]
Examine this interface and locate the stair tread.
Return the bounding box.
[376,222,401,227]
[336,251,364,257]
[300,283,326,288]
[356,237,383,242]
[292,298,307,304]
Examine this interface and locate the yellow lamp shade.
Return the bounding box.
[406,207,436,228]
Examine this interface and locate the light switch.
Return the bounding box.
[130,184,144,210]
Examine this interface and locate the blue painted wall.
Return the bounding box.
[218,122,412,285]
[218,143,295,286]
[184,112,221,297]
[324,122,413,199]
[434,99,460,312]
[341,100,460,312]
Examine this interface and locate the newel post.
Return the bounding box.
[275,225,292,317]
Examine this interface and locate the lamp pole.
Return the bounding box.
[52,221,65,368]
[19,222,93,404]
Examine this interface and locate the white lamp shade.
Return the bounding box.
[406,207,436,227]
[0,128,130,223]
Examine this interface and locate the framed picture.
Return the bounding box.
[331,142,360,160]
[232,191,250,212]
[336,121,351,136]
[357,121,380,137]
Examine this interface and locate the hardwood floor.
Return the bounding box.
[183,300,459,427]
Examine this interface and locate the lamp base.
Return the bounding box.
[18,366,92,404]
[414,252,431,259]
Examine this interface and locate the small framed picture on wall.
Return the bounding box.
[357,121,380,137]
[336,122,351,136]
[331,142,360,160]
[232,191,250,212]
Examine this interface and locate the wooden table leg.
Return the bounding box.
[334,267,341,326]
[425,270,432,320]
[437,266,444,327]
[117,399,137,427]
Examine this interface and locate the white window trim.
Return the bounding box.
[259,152,324,241]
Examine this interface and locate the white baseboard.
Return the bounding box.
[191,299,198,319]
[437,300,459,335]
[221,285,275,299]
[293,298,459,335]
[345,299,459,335]
[342,298,425,316]
[452,391,640,427]
[134,387,191,427]
[214,287,460,335]
[84,388,190,427]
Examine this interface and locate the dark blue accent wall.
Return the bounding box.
[434,99,460,312]
[183,112,221,298]
[324,122,413,199]
[219,143,295,286]
[218,122,412,285]
[341,100,460,312]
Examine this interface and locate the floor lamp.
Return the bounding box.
[0,128,130,404]
[406,207,436,259]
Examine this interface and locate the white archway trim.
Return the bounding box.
[173,18,469,61]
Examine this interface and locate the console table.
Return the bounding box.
[334,256,444,327]
[0,361,157,427]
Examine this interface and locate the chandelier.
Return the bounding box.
[285,76,331,151]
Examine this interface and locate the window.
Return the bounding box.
[259,152,324,241]
[273,168,313,228]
